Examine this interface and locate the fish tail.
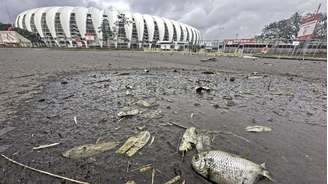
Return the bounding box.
[262,170,274,182]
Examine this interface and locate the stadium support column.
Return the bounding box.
[68,40,73,47]
[54,40,60,47]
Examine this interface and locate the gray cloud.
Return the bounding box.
[0,0,326,39]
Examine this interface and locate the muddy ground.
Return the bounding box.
[0,48,326,184]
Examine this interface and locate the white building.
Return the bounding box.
[15,6,201,49]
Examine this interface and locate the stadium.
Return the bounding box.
[14,6,201,49]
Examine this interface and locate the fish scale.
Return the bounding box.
[192,150,273,184]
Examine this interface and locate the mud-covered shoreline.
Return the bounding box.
[0,48,326,184]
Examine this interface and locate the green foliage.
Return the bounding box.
[257,12,327,41]
[13,27,43,44]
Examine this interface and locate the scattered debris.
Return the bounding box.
[190,113,194,119]
[126,90,132,96]
[116,131,151,157]
[225,99,236,106]
[195,86,211,95]
[164,175,181,184]
[139,164,153,172]
[33,143,61,150]
[118,109,140,118]
[246,125,272,133]
[202,71,215,75]
[136,100,157,108]
[61,81,68,85]
[0,126,15,137]
[229,77,236,82]
[73,116,78,125]
[170,121,188,129]
[1,154,90,184]
[116,72,130,76]
[38,98,45,102]
[179,127,198,153]
[144,69,150,73]
[222,95,233,100]
[141,110,162,119]
[126,180,137,184]
[200,57,217,62]
[248,75,264,79]
[192,150,273,184]
[151,168,155,184]
[213,104,220,109]
[243,55,258,59]
[63,141,118,159]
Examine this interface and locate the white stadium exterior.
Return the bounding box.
[15,6,201,49]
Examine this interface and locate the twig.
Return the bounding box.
[170,121,187,129]
[221,131,251,143]
[151,168,155,184]
[33,143,61,150]
[267,80,272,91]
[1,154,89,184]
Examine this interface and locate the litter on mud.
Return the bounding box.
[192,150,273,184]
[1,154,90,184]
[179,127,198,153]
[164,175,181,184]
[200,57,217,62]
[117,109,140,118]
[179,127,214,153]
[195,86,211,95]
[141,110,163,119]
[126,180,137,184]
[73,116,78,125]
[63,141,118,159]
[138,164,153,172]
[33,142,61,150]
[246,125,272,133]
[116,131,151,157]
[136,100,157,108]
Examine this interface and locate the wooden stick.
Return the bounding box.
[169,121,187,129]
[1,154,89,184]
[151,168,155,184]
[33,143,61,150]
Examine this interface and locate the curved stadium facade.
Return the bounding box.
[15,6,201,49]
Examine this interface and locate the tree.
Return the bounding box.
[313,13,327,40]
[256,12,326,41]
[257,12,301,41]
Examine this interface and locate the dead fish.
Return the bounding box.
[179,127,197,152]
[192,150,273,184]
[63,141,118,159]
[116,131,151,157]
[246,126,272,133]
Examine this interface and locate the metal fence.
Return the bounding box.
[199,39,327,60]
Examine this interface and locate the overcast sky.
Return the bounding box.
[0,0,326,39]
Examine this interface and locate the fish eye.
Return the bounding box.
[194,155,199,161]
